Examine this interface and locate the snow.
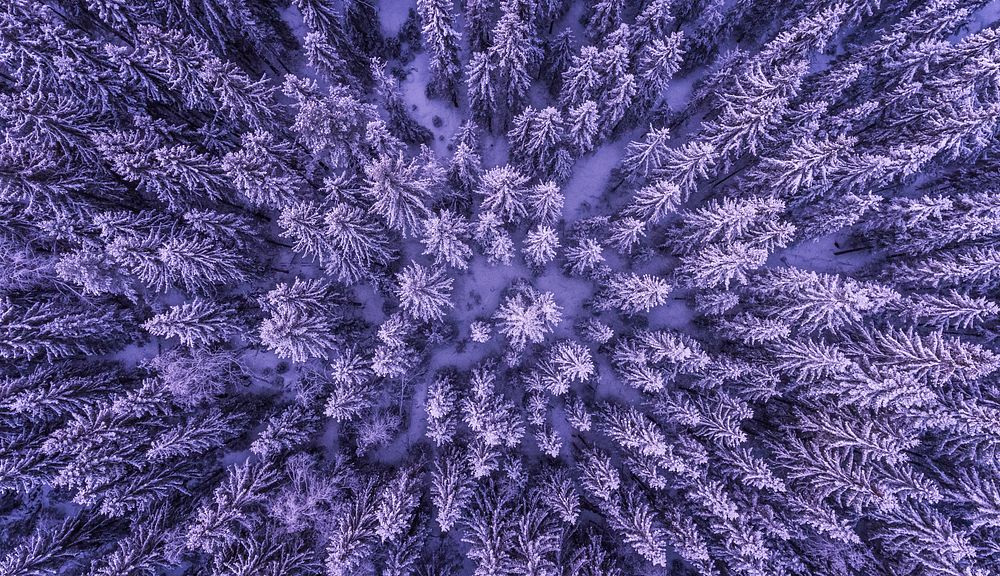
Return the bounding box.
[776,232,873,276]
[559,134,638,222]
[398,53,463,156]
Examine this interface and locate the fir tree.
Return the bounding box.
[466,51,497,127]
[323,203,398,283]
[259,278,348,363]
[623,180,682,224]
[524,225,561,268]
[587,0,624,40]
[637,33,685,105]
[564,238,605,277]
[448,122,483,196]
[488,3,540,120]
[508,107,568,178]
[431,450,472,532]
[421,209,473,270]
[598,273,673,315]
[304,31,351,83]
[395,263,454,322]
[526,181,565,226]
[363,152,438,237]
[0,296,130,361]
[417,0,462,100]
[567,100,600,154]
[143,298,237,347]
[478,165,530,223]
[222,130,304,209]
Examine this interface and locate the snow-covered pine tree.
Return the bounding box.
[637,32,685,107]
[524,225,561,268]
[143,298,237,347]
[508,107,569,179]
[259,278,349,362]
[323,349,375,422]
[567,100,600,154]
[632,0,674,49]
[466,51,498,127]
[597,273,672,315]
[586,0,624,41]
[564,238,605,277]
[363,152,439,237]
[0,296,131,361]
[744,267,900,335]
[623,180,683,224]
[395,263,454,322]
[417,0,462,101]
[448,121,483,197]
[431,449,472,532]
[525,181,565,226]
[222,130,304,209]
[421,209,473,270]
[488,3,540,122]
[376,469,419,543]
[478,165,530,224]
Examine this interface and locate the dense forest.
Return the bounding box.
[2,0,1000,575]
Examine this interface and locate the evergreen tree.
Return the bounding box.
[146,409,238,463]
[678,242,769,290]
[304,31,352,83]
[746,267,899,335]
[417,0,462,100]
[259,278,349,362]
[567,100,600,154]
[598,73,637,136]
[598,273,672,315]
[283,76,377,167]
[466,51,498,127]
[431,450,472,532]
[655,141,717,198]
[421,209,473,270]
[143,298,238,347]
[363,152,439,237]
[587,0,624,41]
[508,107,569,178]
[463,0,493,52]
[632,0,674,49]
[623,180,682,224]
[623,127,673,181]
[564,238,605,277]
[488,3,541,120]
[524,225,561,268]
[287,0,334,32]
[323,349,375,422]
[0,296,130,361]
[222,130,304,209]
[376,470,419,543]
[526,181,565,226]
[158,234,250,294]
[250,405,319,460]
[703,59,807,163]
[478,165,530,223]
[494,286,563,351]
[448,122,483,196]
[372,59,434,145]
[323,203,398,283]
[637,33,685,105]
[395,263,454,322]
[561,46,602,110]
